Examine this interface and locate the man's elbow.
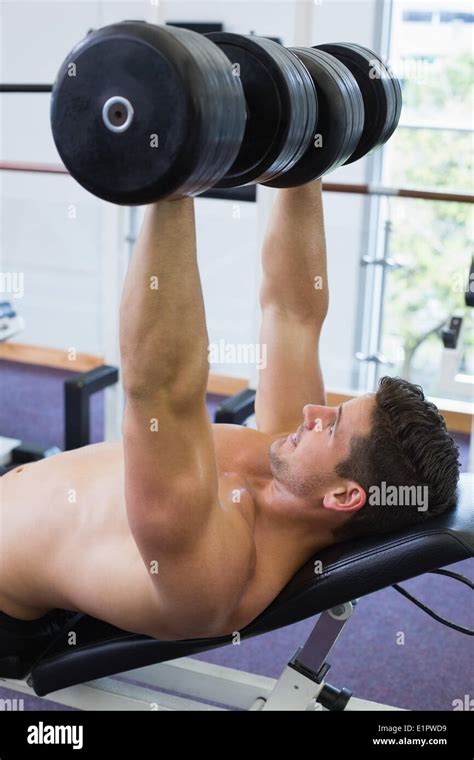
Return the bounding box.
[122,364,209,409]
[260,276,329,324]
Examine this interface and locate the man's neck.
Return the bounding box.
[220,426,335,569]
[246,473,335,571]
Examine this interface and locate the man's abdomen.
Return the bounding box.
[0,441,162,634]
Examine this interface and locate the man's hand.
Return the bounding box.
[256,181,329,434]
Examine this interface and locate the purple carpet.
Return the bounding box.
[0,365,472,710]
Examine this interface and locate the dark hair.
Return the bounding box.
[334,376,460,541]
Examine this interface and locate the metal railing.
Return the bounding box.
[0,160,472,205]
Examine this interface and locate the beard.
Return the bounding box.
[269,439,326,498]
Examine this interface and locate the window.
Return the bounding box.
[402,8,474,24]
[358,0,473,402]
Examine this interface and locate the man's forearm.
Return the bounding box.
[120,198,209,400]
[260,180,329,324]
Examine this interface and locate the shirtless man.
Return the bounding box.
[0,181,459,667]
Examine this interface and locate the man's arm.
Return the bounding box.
[120,200,251,638]
[255,180,329,434]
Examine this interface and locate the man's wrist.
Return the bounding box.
[276,178,322,197]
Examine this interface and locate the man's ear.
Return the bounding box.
[322,481,366,513]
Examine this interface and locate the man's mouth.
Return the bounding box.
[288,425,304,447]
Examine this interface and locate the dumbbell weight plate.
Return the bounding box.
[264,47,364,188]
[317,42,401,164]
[207,33,317,187]
[382,58,403,147]
[347,43,402,150]
[51,22,246,205]
[252,37,318,181]
[319,49,365,169]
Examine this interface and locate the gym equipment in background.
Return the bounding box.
[0,303,119,472]
[438,261,474,405]
[0,301,24,342]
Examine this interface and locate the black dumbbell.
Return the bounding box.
[52,25,319,203]
[263,47,365,188]
[264,42,402,187]
[51,21,247,205]
[205,33,318,188]
[316,43,402,164]
[51,23,402,205]
[212,39,401,188]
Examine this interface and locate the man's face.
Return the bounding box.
[269,394,376,499]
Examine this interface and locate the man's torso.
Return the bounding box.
[0,424,298,638]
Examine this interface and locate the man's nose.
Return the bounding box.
[303,404,331,429]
